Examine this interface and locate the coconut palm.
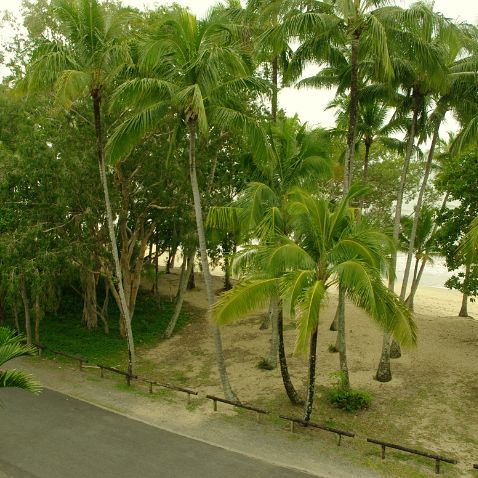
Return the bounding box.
[212,187,416,422]
[209,117,334,404]
[375,2,463,379]
[0,327,41,394]
[108,7,270,401]
[22,0,136,375]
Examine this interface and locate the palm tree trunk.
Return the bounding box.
[164,251,195,339]
[406,192,449,311]
[406,257,427,310]
[34,293,41,345]
[375,332,392,382]
[278,305,303,405]
[12,304,20,334]
[334,29,360,390]
[188,120,237,401]
[343,30,360,194]
[19,275,31,346]
[377,95,420,377]
[303,328,318,422]
[336,287,350,388]
[459,263,470,317]
[266,295,279,369]
[271,56,278,124]
[400,119,441,301]
[92,91,135,376]
[358,139,372,214]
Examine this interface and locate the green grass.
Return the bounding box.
[39,287,190,367]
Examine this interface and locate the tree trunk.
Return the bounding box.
[278,306,303,405]
[400,119,441,301]
[376,94,421,377]
[343,30,360,194]
[80,268,98,329]
[175,253,188,301]
[303,328,318,422]
[459,263,470,317]
[19,275,31,346]
[336,287,350,388]
[100,277,110,334]
[406,257,427,311]
[266,295,279,369]
[33,293,41,345]
[406,192,449,311]
[187,261,196,290]
[271,56,278,124]
[0,296,7,325]
[166,245,177,274]
[92,91,135,376]
[188,120,237,401]
[12,304,20,334]
[375,332,392,382]
[358,139,372,214]
[223,247,233,291]
[165,251,195,339]
[329,304,339,332]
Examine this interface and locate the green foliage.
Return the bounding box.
[0,327,41,394]
[38,288,191,366]
[327,372,371,413]
[256,357,274,370]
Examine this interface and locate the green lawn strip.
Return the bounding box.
[38,287,190,368]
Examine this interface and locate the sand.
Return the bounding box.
[139,265,477,476]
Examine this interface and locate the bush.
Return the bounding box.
[328,388,371,412]
[256,357,274,370]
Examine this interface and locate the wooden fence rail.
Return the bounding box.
[35,343,87,371]
[138,377,198,403]
[279,415,355,446]
[366,438,457,474]
[206,395,269,423]
[97,363,137,386]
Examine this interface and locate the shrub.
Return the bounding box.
[256,357,274,370]
[328,388,371,412]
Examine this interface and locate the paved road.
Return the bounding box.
[0,388,314,478]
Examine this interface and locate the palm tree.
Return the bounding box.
[212,187,416,422]
[108,7,270,401]
[282,0,396,388]
[22,0,136,376]
[0,327,41,394]
[209,117,334,404]
[375,2,462,378]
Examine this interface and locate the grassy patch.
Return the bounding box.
[38,287,191,367]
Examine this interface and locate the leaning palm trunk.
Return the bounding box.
[376,98,420,380]
[334,29,361,387]
[405,257,427,310]
[188,121,237,401]
[278,306,303,405]
[336,287,350,389]
[304,328,319,422]
[400,119,441,302]
[92,91,135,376]
[266,295,279,368]
[164,251,195,339]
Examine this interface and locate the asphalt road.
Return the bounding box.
[0,388,314,478]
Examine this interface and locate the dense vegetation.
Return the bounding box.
[0,0,477,421]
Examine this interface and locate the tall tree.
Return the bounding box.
[21,0,137,375]
[212,187,416,422]
[108,7,270,401]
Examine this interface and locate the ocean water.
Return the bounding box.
[395,253,456,290]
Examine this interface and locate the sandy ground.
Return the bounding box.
[137,267,478,477]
